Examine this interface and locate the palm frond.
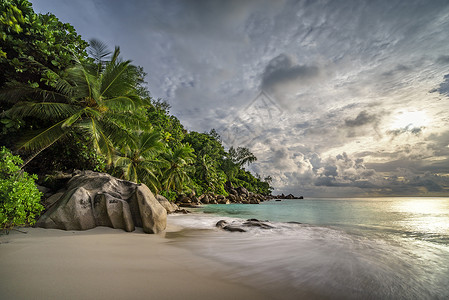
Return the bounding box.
[139,131,164,156]
[83,107,102,118]
[77,118,115,164]
[99,118,135,147]
[100,60,135,97]
[17,119,68,151]
[88,39,111,65]
[113,156,132,168]
[106,113,152,132]
[5,101,82,120]
[0,81,70,104]
[19,57,77,101]
[103,96,137,112]
[110,46,121,64]
[138,165,161,193]
[61,109,84,128]
[0,82,40,104]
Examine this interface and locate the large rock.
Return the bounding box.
[201,195,210,204]
[156,194,178,214]
[36,171,167,234]
[236,186,249,197]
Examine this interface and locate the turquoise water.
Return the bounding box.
[169,197,449,299]
[201,197,449,245]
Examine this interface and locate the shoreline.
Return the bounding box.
[0,222,267,300]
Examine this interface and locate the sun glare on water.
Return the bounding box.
[390,110,428,130]
[392,198,449,237]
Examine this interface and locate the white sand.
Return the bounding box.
[0,225,266,300]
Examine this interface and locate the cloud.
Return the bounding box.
[312,152,449,195]
[381,64,411,77]
[436,55,449,64]
[31,0,449,197]
[387,126,424,137]
[261,54,321,91]
[344,111,379,127]
[430,74,449,96]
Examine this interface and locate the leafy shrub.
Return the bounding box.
[0,147,43,232]
[159,190,177,202]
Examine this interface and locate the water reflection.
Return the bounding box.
[390,198,449,242]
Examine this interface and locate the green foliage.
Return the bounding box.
[161,143,195,193]
[183,130,226,162]
[0,147,43,231]
[146,99,186,146]
[113,129,167,193]
[23,132,106,176]
[228,146,257,167]
[233,169,273,195]
[159,190,177,202]
[1,43,150,166]
[0,0,89,94]
[183,130,228,194]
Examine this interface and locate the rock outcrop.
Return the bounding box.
[173,183,275,206]
[273,193,304,199]
[215,219,275,232]
[36,170,167,234]
[156,194,179,214]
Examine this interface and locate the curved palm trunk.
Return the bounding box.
[20,136,62,168]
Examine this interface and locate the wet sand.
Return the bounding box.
[0,225,266,300]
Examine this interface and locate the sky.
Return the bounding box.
[32,0,449,197]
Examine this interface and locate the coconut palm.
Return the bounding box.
[0,40,149,165]
[161,144,195,193]
[196,153,219,191]
[113,129,167,193]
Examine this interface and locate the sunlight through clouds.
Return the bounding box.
[389,111,428,130]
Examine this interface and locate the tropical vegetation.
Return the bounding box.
[0,147,43,231]
[0,0,272,228]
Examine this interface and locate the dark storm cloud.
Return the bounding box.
[381,64,411,77]
[261,54,321,91]
[387,126,424,137]
[294,122,310,129]
[367,158,449,174]
[436,55,449,64]
[270,148,291,169]
[323,165,338,177]
[427,131,449,157]
[314,153,449,195]
[344,111,378,127]
[431,74,449,96]
[380,173,448,195]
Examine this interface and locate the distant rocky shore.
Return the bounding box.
[174,186,303,208]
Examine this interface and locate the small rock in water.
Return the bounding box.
[215,220,247,232]
[216,219,275,232]
[243,220,275,229]
[223,226,247,232]
[216,220,228,228]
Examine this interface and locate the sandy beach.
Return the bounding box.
[0,224,266,300]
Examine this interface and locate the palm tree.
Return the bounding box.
[196,153,218,191]
[161,144,195,193]
[0,40,149,166]
[228,146,257,167]
[113,129,167,193]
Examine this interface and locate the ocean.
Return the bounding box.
[167,197,449,299]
